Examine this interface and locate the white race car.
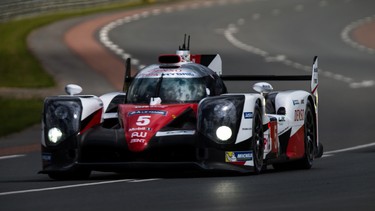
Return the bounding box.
[40,36,323,179]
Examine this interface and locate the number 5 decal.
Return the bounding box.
[136,116,151,126]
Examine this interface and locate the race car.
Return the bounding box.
[40,36,323,180]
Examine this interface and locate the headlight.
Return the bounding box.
[44,98,82,145]
[54,106,69,119]
[198,96,244,144]
[48,127,63,143]
[216,126,232,141]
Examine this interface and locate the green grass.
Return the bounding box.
[0,19,56,88]
[0,97,44,137]
[0,0,159,88]
[0,0,175,137]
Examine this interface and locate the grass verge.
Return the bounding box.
[0,97,43,137]
[0,0,175,137]
[0,0,154,88]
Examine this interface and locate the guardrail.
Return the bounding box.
[0,0,165,22]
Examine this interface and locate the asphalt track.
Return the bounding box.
[1,0,375,210]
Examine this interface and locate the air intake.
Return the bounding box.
[159,54,181,64]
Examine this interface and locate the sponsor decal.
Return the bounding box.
[138,69,196,78]
[294,109,305,121]
[131,132,147,138]
[225,151,253,162]
[293,100,300,105]
[42,153,52,161]
[278,116,286,122]
[129,127,151,131]
[139,73,158,77]
[128,110,167,116]
[176,72,195,77]
[242,128,251,131]
[155,130,195,137]
[151,69,182,73]
[130,139,145,144]
[244,112,253,119]
[301,99,305,104]
[134,106,150,109]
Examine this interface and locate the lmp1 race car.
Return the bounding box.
[40,36,323,180]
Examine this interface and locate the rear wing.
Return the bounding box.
[220,56,319,98]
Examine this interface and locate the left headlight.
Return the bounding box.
[48,127,63,143]
[43,98,82,145]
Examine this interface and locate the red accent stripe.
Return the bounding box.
[312,84,318,94]
[80,108,103,134]
[229,161,246,166]
[286,126,305,159]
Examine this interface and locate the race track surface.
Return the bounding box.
[1,0,375,210]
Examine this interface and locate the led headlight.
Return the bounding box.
[198,95,245,144]
[216,126,232,141]
[48,127,63,143]
[44,98,82,146]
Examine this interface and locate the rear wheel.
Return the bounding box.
[272,101,316,171]
[297,101,316,169]
[252,104,264,174]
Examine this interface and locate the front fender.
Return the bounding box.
[41,95,103,170]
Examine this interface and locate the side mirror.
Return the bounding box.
[253,82,273,94]
[65,84,82,96]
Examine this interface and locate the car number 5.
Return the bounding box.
[136,116,151,126]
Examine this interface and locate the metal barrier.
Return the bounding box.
[0,0,164,22]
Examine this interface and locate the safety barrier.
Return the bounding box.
[0,0,166,22]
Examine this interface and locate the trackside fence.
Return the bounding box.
[0,0,171,22]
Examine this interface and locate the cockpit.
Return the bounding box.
[125,62,227,104]
[126,76,207,104]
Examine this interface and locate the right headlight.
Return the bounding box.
[198,96,244,144]
[43,98,82,145]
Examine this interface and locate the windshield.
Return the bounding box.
[126,77,207,104]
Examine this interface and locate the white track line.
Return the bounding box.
[1,140,374,196]
[0,178,159,196]
[0,154,25,160]
[341,15,375,55]
[324,142,375,155]
[98,0,374,89]
[98,0,252,70]
[222,20,374,89]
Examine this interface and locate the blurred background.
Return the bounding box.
[0,0,161,22]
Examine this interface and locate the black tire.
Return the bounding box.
[251,104,264,174]
[48,169,91,180]
[297,101,316,169]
